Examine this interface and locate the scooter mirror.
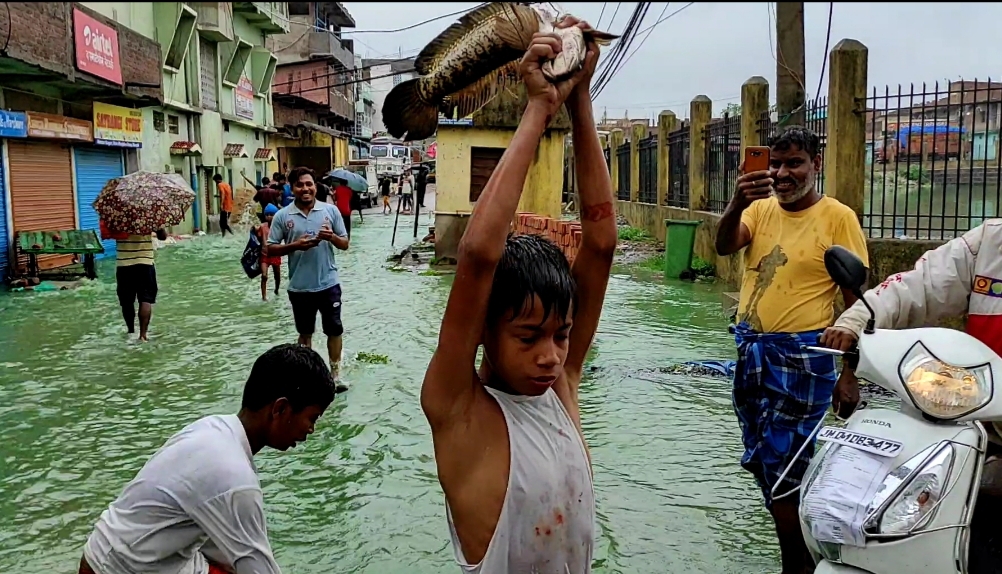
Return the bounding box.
[824,245,867,297]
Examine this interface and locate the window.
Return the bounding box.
[251,51,277,95]
[164,5,197,71]
[288,2,310,16]
[221,39,253,86]
[393,74,403,86]
[371,145,389,158]
[223,121,230,132]
[470,147,505,202]
[199,37,218,111]
[168,115,180,135]
[153,111,165,132]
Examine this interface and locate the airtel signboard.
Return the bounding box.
[73,8,122,85]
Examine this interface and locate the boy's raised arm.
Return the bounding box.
[421,29,590,429]
[563,37,618,386]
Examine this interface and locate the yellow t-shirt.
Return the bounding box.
[737,196,869,333]
[117,234,155,267]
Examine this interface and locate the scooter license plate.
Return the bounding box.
[817,426,903,458]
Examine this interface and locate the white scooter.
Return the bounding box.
[789,246,1002,574]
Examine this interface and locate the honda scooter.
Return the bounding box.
[787,246,1002,574]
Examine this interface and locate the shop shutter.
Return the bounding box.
[74,147,124,259]
[0,143,7,280]
[7,140,75,270]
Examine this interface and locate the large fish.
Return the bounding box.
[381,2,617,141]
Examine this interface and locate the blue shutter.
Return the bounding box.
[0,142,7,280]
[74,147,124,259]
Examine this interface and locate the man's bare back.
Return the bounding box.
[421,19,618,573]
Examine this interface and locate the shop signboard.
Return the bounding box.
[73,7,122,85]
[93,102,142,148]
[0,110,28,138]
[235,75,255,120]
[26,112,94,142]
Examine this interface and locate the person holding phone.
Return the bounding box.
[267,166,350,393]
[715,127,869,574]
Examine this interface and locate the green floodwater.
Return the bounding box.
[0,207,780,573]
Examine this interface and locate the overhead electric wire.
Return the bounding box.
[592,2,651,99]
[614,2,670,75]
[606,2,623,30]
[596,2,608,28]
[270,56,417,90]
[634,1,695,35]
[281,69,415,98]
[814,2,833,101]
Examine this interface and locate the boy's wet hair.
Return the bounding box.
[242,344,335,411]
[769,126,821,157]
[288,166,316,185]
[486,234,576,325]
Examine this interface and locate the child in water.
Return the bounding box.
[256,204,282,301]
[421,19,616,574]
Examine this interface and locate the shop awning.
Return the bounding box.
[169,141,202,155]
[254,148,276,162]
[223,143,249,158]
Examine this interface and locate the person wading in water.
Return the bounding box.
[715,127,869,574]
[113,225,168,342]
[267,167,350,393]
[78,344,336,574]
[422,19,616,573]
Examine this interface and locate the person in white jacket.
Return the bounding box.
[821,219,1002,421]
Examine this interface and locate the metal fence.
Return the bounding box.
[638,136,657,203]
[617,142,631,200]
[705,113,741,213]
[667,121,690,208]
[864,79,1002,239]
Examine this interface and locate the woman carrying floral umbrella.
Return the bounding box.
[93,171,194,342]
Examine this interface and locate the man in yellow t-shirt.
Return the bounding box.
[715,127,869,574]
[116,229,168,342]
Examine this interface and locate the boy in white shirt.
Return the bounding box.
[78,344,336,574]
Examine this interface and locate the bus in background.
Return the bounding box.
[370,136,412,182]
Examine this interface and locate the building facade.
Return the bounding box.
[363,57,415,136]
[0,3,162,278]
[0,2,291,280]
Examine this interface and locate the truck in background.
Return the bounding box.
[370,136,413,182]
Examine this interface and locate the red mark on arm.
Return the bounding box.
[581,201,614,222]
[555,512,564,525]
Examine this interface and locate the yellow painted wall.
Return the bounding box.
[334,137,349,167]
[436,125,566,218]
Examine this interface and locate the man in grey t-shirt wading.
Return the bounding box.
[267,166,350,392]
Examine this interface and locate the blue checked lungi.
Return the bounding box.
[732,322,837,508]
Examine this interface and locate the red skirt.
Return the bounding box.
[261,255,282,267]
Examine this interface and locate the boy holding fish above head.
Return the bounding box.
[422,16,616,574]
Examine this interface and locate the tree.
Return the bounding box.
[724,102,741,117]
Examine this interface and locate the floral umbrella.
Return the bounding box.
[93,171,196,235]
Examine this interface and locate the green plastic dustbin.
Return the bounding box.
[664,220,702,279]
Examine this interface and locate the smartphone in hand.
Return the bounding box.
[743,146,771,174]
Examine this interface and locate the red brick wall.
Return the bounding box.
[513,213,582,265]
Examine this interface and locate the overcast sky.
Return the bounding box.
[343,2,1000,120]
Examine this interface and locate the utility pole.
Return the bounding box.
[775,2,806,128]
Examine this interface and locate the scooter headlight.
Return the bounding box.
[899,342,992,419]
[865,443,954,535]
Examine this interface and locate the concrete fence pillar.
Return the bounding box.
[610,128,624,198]
[826,39,868,218]
[630,121,647,202]
[740,76,770,158]
[657,110,676,206]
[688,95,712,212]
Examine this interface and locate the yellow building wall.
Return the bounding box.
[334,137,349,167]
[436,125,566,219]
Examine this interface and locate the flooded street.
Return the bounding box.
[0,204,778,574]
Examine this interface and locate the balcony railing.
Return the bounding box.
[308,31,354,70]
[232,2,290,34]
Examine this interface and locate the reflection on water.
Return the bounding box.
[0,213,777,573]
